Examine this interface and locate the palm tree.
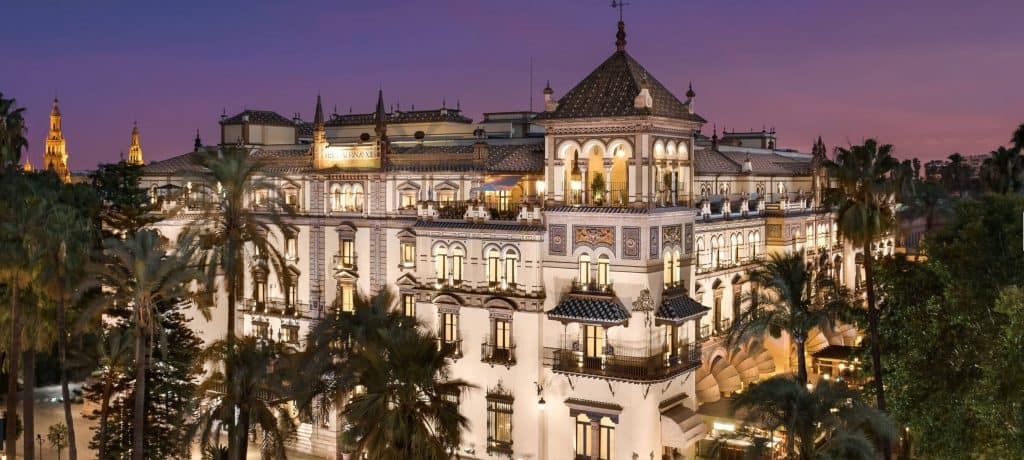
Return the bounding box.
[730,376,896,460]
[0,172,50,460]
[1011,123,1024,153]
[727,252,850,385]
[71,328,134,459]
[193,336,296,460]
[897,179,951,233]
[980,146,1024,194]
[943,153,970,197]
[0,93,29,169]
[826,139,898,451]
[296,291,472,459]
[97,230,205,460]
[35,198,94,460]
[184,146,294,458]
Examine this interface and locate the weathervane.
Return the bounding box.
[611,0,630,21]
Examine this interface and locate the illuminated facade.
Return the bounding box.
[142,21,887,460]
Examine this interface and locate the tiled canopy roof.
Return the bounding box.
[221,110,298,127]
[547,294,631,325]
[656,293,710,323]
[694,147,812,176]
[535,50,704,123]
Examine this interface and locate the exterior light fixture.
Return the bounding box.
[534,380,545,410]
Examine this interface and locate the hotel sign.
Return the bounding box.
[320,145,380,168]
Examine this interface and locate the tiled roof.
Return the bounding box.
[694,147,812,176]
[221,110,298,127]
[387,141,544,173]
[487,143,544,172]
[296,122,313,137]
[656,292,710,323]
[326,108,472,127]
[535,50,704,123]
[413,220,544,233]
[142,150,207,174]
[249,148,311,160]
[547,294,630,325]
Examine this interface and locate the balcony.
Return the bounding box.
[333,254,358,271]
[486,439,514,456]
[436,338,463,359]
[547,343,701,383]
[242,298,320,319]
[570,279,613,295]
[481,342,516,367]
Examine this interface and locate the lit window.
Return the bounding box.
[285,234,298,260]
[597,255,610,287]
[583,325,605,358]
[340,239,355,267]
[578,254,591,285]
[598,417,615,460]
[402,294,416,317]
[434,246,448,284]
[503,251,518,287]
[253,321,269,339]
[283,326,299,344]
[341,284,354,313]
[575,414,592,458]
[672,250,682,284]
[351,183,364,212]
[254,281,266,304]
[451,247,464,284]
[401,242,416,267]
[488,248,501,286]
[400,191,417,209]
[254,189,268,206]
[487,397,513,450]
[494,319,511,350]
[442,312,459,342]
[331,184,343,211]
[437,190,455,204]
[663,250,674,287]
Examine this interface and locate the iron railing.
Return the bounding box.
[547,343,701,382]
[481,342,516,366]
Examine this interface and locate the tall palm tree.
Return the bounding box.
[943,153,969,197]
[0,93,28,169]
[897,179,951,233]
[727,252,850,385]
[1011,123,1024,153]
[296,291,472,459]
[980,146,1024,194]
[36,200,94,460]
[184,146,293,458]
[0,172,50,460]
[71,328,134,459]
[826,139,898,425]
[96,230,205,460]
[193,336,296,460]
[731,376,896,460]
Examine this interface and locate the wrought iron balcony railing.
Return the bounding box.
[547,343,701,382]
[481,342,516,367]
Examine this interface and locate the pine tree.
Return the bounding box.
[84,300,202,459]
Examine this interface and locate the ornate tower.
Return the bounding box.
[811,136,827,206]
[373,89,389,166]
[127,122,144,165]
[43,98,70,183]
[311,94,328,169]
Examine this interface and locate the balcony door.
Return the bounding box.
[493,319,511,362]
[582,325,605,369]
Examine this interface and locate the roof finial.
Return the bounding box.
[611,0,629,51]
[686,82,695,99]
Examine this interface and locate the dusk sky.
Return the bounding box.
[4,0,1022,170]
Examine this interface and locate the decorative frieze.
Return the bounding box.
[573,225,615,253]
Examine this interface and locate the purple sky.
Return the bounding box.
[4,0,1022,170]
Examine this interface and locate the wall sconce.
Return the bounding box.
[534,381,546,411]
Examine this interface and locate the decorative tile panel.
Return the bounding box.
[573,225,615,253]
[662,225,682,247]
[684,223,694,253]
[549,224,567,255]
[650,226,659,257]
[622,226,640,259]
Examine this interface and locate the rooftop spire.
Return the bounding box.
[313,94,324,128]
[127,121,143,165]
[615,21,627,52]
[194,129,202,152]
[374,89,387,139]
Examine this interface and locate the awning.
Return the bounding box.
[472,175,522,192]
[661,404,707,449]
[547,294,630,325]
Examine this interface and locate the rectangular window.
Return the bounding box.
[714,294,723,333]
[579,257,591,285]
[255,281,266,304]
[494,319,511,350]
[253,321,269,339]
[488,252,501,285]
[287,283,298,306]
[504,255,517,286]
[254,189,268,206]
[341,285,354,313]
[284,189,298,207]
[341,240,354,266]
[283,326,299,344]
[401,242,415,267]
[286,236,298,260]
[599,420,615,460]
[576,415,592,458]
[442,312,459,342]
[597,258,609,287]
[402,294,416,317]
[584,325,605,358]
[452,250,464,283]
[400,192,417,209]
[487,398,513,448]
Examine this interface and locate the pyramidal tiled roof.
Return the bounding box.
[220,110,298,127]
[547,293,630,325]
[536,49,705,123]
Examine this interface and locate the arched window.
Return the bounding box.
[599,417,616,460]
[434,246,448,284]
[352,183,365,212]
[711,236,721,268]
[696,238,705,267]
[331,182,344,211]
[341,184,352,211]
[504,249,518,288]
[732,233,743,262]
[749,231,761,259]
[487,248,501,286]
[663,249,674,287]
[575,414,592,458]
[578,254,592,285]
[597,255,610,287]
[451,247,465,284]
[673,250,682,284]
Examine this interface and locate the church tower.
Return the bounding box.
[311,94,328,169]
[43,98,70,183]
[127,121,144,165]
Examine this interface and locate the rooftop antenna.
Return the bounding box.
[611,0,629,22]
